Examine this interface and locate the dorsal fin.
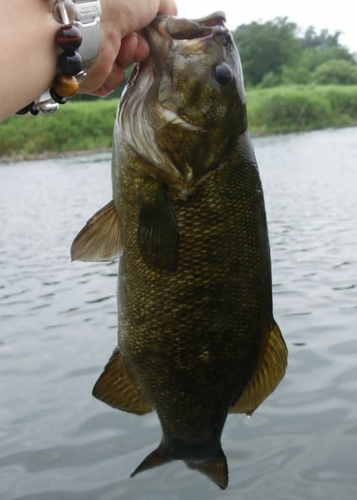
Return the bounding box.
[92,347,153,415]
[230,320,288,415]
[71,200,121,262]
[185,449,229,490]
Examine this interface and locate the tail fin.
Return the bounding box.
[130,445,173,478]
[185,449,228,490]
[131,445,228,490]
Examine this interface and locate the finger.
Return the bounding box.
[88,61,125,98]
[158,0,178,15]
[116,34,140,69]
[79,42,118,94]
[116,33,150,68]
[132,34,150,62]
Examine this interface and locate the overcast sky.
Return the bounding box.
[175,0,357,54]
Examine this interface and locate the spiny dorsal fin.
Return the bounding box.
[137,183,179,271]
[71,200,121,262]
[185,449,228,490]
[92,347,153,415]
[230,320,288,415]
[131,445,173,478]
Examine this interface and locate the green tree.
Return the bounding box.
[281,45,357,85]
[281,25,356,85]
[301,26,342,49]
[313,59,357,85]
[233,18,301,86]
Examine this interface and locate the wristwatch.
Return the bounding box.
[73,0,102,71]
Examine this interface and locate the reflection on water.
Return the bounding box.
[1,128,357,500]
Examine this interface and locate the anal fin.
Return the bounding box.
[230,320,288,415]
[92,347,153,415]
[71,200,121,262]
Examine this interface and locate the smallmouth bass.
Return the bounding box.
[71,11,288,490]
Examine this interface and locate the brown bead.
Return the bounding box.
[53,75,80,98]
[55,24,82,51]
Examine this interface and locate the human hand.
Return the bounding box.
[80,0,178,96]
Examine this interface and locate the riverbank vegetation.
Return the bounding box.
[247,85,357,134]
[1,18,356,159]
[1,85,356,159]
[0,100,117,159]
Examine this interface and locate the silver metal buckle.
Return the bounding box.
[74,1,102,71]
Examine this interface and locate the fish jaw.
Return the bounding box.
[143,11,230,67]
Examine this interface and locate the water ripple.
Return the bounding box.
[1,130,357,500]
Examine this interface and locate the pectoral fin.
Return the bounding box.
[137,183,179,271]
[71,200,121,262]
[92,347,153,415]
[230,320,288,415]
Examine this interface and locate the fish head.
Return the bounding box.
[118,12,248,188]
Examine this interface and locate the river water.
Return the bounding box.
[1,127,356,500]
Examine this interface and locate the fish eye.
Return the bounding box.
[213,63,233,85]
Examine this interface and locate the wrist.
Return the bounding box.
[16,0,103,116]
[0,0,58,120]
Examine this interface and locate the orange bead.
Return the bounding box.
[53,75,79,98]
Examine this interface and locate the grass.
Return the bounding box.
[247,85,357,135]
[1,85,356,159]
[0,100,117,158]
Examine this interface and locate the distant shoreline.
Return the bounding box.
[1,85,356,162]
[0,148,112,164]
[2,125,356,164]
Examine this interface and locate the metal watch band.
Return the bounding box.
[73,0,102,71]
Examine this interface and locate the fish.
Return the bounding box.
[71,11,288,490]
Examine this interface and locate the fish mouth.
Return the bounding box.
[146,11,227,34]
[124,11,230,101]
[119,12,232,186]
[140,11,231,124]
[142,11,229,64]
[125,13,229,96]
[166,11,227,39]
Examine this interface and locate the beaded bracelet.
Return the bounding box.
[16,0,101,116]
